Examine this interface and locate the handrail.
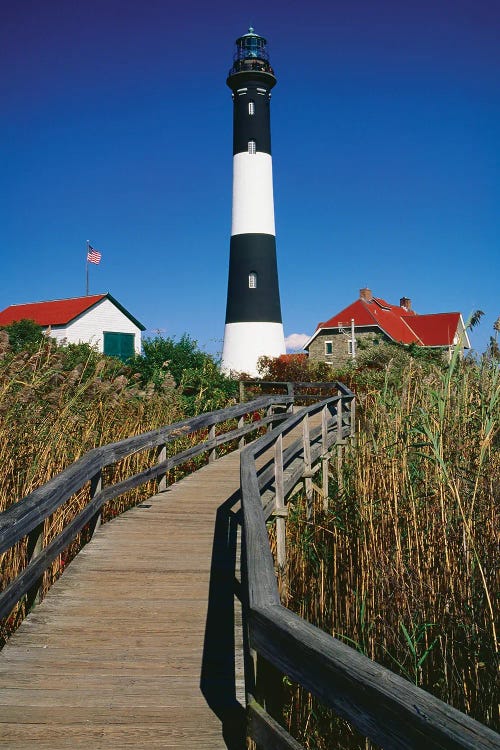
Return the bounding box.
[239,388,499,749]
[1,381,497,748]
[0,394,291,621]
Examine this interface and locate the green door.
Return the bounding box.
[103,332,135,361]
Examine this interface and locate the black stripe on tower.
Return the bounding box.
[230,79,273,156]
[225,234,282,323]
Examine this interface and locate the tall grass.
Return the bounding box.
[0,336,186,641]
[280,354,498,747]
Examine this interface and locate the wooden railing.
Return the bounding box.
[0,394,292,622]
[1,381,497,749]
[239,385,499,749]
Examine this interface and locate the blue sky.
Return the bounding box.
[1,0,498,356]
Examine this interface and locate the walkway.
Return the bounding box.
[0,450,246,749]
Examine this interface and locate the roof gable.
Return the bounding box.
[0,294,146,331]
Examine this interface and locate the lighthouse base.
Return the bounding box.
[221,322,286,376]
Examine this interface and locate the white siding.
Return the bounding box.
[46,299,142,354]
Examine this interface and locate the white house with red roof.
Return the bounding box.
[305,288,470,365]
[0,294,145,361]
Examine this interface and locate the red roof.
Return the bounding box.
[319,297,420,345]
[0,294,145,331]
[310,294,467,348]
[0,295,107,327]
[403,313,462,347]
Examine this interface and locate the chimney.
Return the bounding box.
[359,287,372,302]
[400,297,412,311]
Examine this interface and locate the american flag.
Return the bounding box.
[87,245,102,264]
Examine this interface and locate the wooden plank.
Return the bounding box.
[274,434,286,569]
[0,446,253,749]
[247,699,305,749]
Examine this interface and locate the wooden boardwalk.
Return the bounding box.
[0,450,246,749]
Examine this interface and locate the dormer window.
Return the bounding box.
[248,140,256,154]
[248,272,257,289]
[248,100,255,115]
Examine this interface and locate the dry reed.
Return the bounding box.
[279,354,498,747]
[0,339,186,641]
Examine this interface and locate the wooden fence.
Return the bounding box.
[0,381,497,749]
[0,394,291,622]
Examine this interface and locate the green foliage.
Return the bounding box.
[128,333,206,387]
[0,319,45,352]
[128,333,238,414]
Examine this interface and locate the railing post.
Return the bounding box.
[88,470,103,538]
[302,413,313,518]
[239,380,245,403]
[238,415,245,450]
[266,404,274,432]
[209,424,216,463]
[286,382,294,413]
[350,396,356,445]
[321,405,329,511]
[336,394,343,444]
[25,522,44,610]
[336,394,344,490]
[157,444,168,492]
[274,433,286,574]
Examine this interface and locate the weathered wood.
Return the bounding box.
[0,449,248,749]
[240,457,280,612]
[248,605,498,750]
[238,384,498,750]
[88,470,102,539]
[25,522,44,609]
[208,424,216,463]
[321,406,329,508]
[157,444,168,492]
[336,396,343,443]
[274,434,286,570]
[0,395,291,555]
[15,382,487,750]
[247,700,304,750]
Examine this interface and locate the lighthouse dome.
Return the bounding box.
[229,27,274,76]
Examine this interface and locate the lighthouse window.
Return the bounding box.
[248,100,255,115]
[325,341,333,355]
[248,140,256,154]
[248,272,257,289]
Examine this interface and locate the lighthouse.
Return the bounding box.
[221,28,286,375]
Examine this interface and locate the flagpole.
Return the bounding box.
[86,240,89,295]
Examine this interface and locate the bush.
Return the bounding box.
[0,319,45,352]
[128,333,238,414]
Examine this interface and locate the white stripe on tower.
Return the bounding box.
[221,27,285,376]
[231,152,275,236]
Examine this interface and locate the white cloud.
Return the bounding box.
[285,333,310,351]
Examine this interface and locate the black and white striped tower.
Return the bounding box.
[221,28,285,375]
